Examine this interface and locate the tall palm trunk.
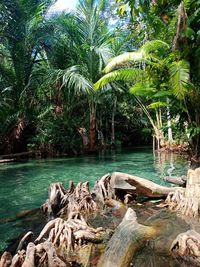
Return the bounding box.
[111,96,117,146]
[89,105,96,152]
[167,98,173,143]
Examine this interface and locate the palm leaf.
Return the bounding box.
[104,51,146,73]
[148,101,167,109]
[104,40,169,73]
[129,82,156,97]
[94,68,143,89]
[169,60,190,100]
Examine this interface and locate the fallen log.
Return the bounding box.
[166,168,200,219]
[1,151,34,160]
[111,172,182,199]
[171,230,200,266]
[0,159,15,164]
[98,208,158,267]
[164,175,186,186]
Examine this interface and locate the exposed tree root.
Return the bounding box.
[92,173,114,202]
[0,252,12,267]
[171,230,200,266]
[35,212,104,253]
[42,181,97,217]
[166,168,200,219]
[0,209,106,267]
[6,241,68,267]
[16,231,33,252]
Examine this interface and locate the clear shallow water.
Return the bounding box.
[0,147,189,251]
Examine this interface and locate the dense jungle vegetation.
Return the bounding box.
[0,0,200,161]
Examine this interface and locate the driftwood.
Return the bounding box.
[42,181,97,217]
[166,168,200,219]
[35,212,104,253]
[111,172,182,199]
[98,208,158,267]
[164,175,187,186]
[171,230,200,266]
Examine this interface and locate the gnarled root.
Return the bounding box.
[1,242,68,267]
[35,212,104,253]
[92,173,113,202]
[0,252,12,267]
[166,168,200,219]
[171,230,200,266]
[42,181,97,217]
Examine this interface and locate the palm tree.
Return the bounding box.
[94,38,192,149]
[35,0,113,152]
[0,0,53,153]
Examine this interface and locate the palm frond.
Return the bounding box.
[169,60,190,100]
[141,40,170,54]
[148,101,167,109]
[129,82,156,97]
[94,68,143,89]
[104,51,146,73]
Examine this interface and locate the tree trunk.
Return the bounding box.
[166,167,200,219]
[111,96,117,146]
[167,98,173,143]
[78,128,89,150]
[89,110,96,152]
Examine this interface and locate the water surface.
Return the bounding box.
[0,147,189,251]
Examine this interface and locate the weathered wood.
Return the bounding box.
[21,242,36,267]
[16,231,33,252]
[92,173,113,202]
[166,168,200,219]
[164,176,187,186]
[42,181,97,217]
[98,208,158,267]
[111,172,182,198]
[0,252,12,267]
[35,212,105,253]
[171,230,200,266]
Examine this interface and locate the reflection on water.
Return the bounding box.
[0,147,189,252]
[153,151,190,178]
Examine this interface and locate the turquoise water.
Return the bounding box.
[0,148,189,251]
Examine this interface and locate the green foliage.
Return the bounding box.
[169,60,190,100]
